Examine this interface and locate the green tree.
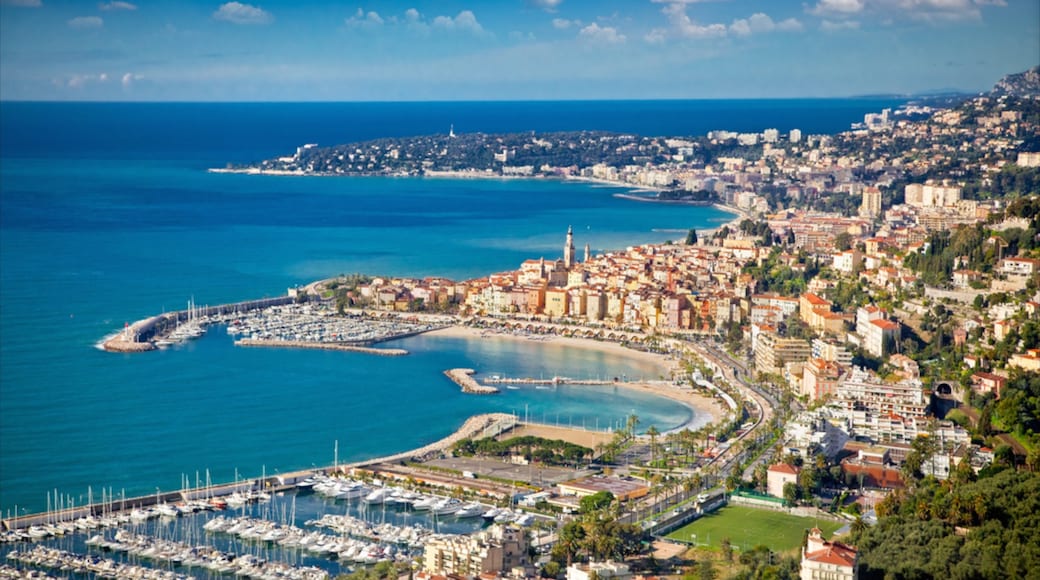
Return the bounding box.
[580,491,615,513]
[646,425,661,464]
[783,482,799,505]
[685,228,699,245]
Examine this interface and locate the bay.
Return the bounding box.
[0,100,899,514]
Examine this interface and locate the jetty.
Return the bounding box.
[443,368,499,395]
[236,339,408,356]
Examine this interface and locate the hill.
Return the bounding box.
[990,65,1040,98]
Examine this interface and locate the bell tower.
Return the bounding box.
[563,226,575,269]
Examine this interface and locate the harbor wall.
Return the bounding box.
[104,295,295,351]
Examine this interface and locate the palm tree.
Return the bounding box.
[626,413,640,440]
[646,425,661,465]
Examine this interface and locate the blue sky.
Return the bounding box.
[1,0,1036,101]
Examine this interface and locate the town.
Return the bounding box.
[251,68,1038,580]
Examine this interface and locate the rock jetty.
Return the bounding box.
[444,368,499,394]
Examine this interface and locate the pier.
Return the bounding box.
[236,339,409,356]
[443,369,499,395]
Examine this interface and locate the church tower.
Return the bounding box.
[563,226,576,269]
[584,243,591,263]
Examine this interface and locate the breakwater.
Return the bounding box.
[443,368,499,395]
[102,295,295,353]
[235,339,408,356]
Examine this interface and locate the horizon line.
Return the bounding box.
[0,95,943,106]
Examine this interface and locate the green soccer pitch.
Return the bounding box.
[665,505,845,553]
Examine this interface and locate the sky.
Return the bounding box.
[0,0,1037,101]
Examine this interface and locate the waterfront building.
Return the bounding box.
[544,289,569,318]
[423,525,529,577]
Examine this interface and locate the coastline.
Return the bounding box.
[425,325,725,433]
[208,166,749,226]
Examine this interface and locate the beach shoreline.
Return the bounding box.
[424,325,725,433]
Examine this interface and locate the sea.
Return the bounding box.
[0,99,905,516]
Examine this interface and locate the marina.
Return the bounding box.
[105,299,451,354]
[0,476,546,579]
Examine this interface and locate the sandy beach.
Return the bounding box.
[426,325,726,433]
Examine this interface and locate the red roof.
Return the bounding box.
[805,543,857,568]
[871,318,900,331]
[802,293,830,306]
[768,463,800,475]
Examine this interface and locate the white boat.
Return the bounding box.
[482,507,503,520]
[363,488,390,504]
[156,503,180,518]
[411,496,438,511]
[454,502,485,518]
[494,510,517,524]
[430,498,462,515]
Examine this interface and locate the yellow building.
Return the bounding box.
[423,525,528,577]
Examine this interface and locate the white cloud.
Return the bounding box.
[644,27,668,43]
[528,0,562,12]
[662,3,727,38]
[346,8,384,27]
[820,19,860,30]
[121,72,142,87]
[730,13,804,35]
[809,0,1003,22]
[578,22,626,44]
[213,2,272,25]
[65,73,109,88]
[68,16,103,29]
[1,0,42,6]
[775,17,805,31]
[808,0,865,16]
[431,10,485,35]
[552,17,574,29]
[99,1,136,10]
[655,4,803,41]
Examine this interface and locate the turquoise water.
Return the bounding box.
[0,163,725,516]
[0,101,896,515]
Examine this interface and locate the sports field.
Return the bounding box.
[665,505,844,553]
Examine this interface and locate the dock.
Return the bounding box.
[236,339,409,356]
